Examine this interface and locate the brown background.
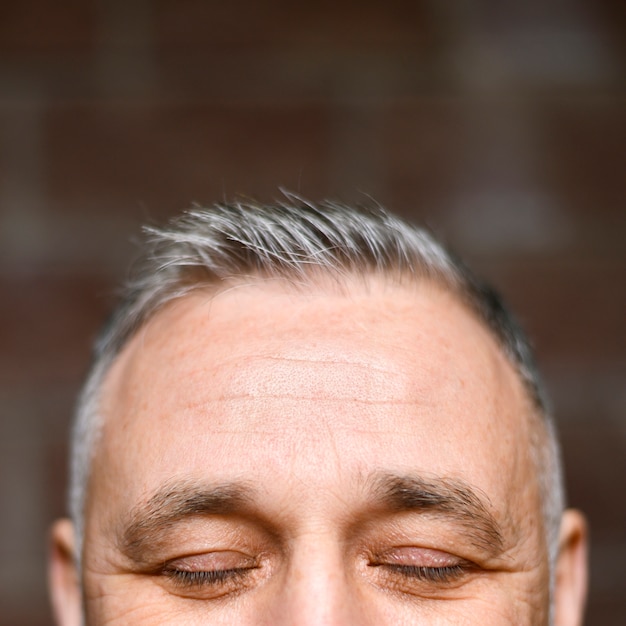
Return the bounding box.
[0,1,624,624]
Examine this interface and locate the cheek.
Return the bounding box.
[82,568,549,626]
[83,575,212,625]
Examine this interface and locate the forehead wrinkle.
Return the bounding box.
[199,353,430,407]
[104,284,506,419]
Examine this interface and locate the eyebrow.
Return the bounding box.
[118,480,257,563]
[370,472,504,554]
[117,473,504,564]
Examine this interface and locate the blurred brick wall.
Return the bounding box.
[0,1,624,624]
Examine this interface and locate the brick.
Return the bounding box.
[560,421,626,533]
[560,421,626,626]
[154,0,435,51]
[44,101,333,220]
[479,258,626,364]
[0,441,50,625]
[0,274,112,385]
[382,99,470,214]
[538,100,626,220]
[0,0,96,55]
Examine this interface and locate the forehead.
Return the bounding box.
[93,281,538,532]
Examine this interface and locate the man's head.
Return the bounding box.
[50,198,587,625]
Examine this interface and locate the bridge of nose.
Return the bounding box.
[267,529,375,626]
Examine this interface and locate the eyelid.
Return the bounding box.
[159,550,263,599]
[164,549,257,573]
[375,546,464,568]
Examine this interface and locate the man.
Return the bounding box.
[49,198,588,625]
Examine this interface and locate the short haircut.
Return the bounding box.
[70,196,564,577]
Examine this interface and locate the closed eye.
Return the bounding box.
[379,563,467,583]
[163,566,255,589]
[157,550,262,598]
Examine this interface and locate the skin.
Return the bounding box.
[50,280,587,625]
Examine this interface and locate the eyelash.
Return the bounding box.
[380,563,467,584]
[164,567,252,588]
[164,563,466,592]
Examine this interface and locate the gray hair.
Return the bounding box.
[70,196,564,583]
